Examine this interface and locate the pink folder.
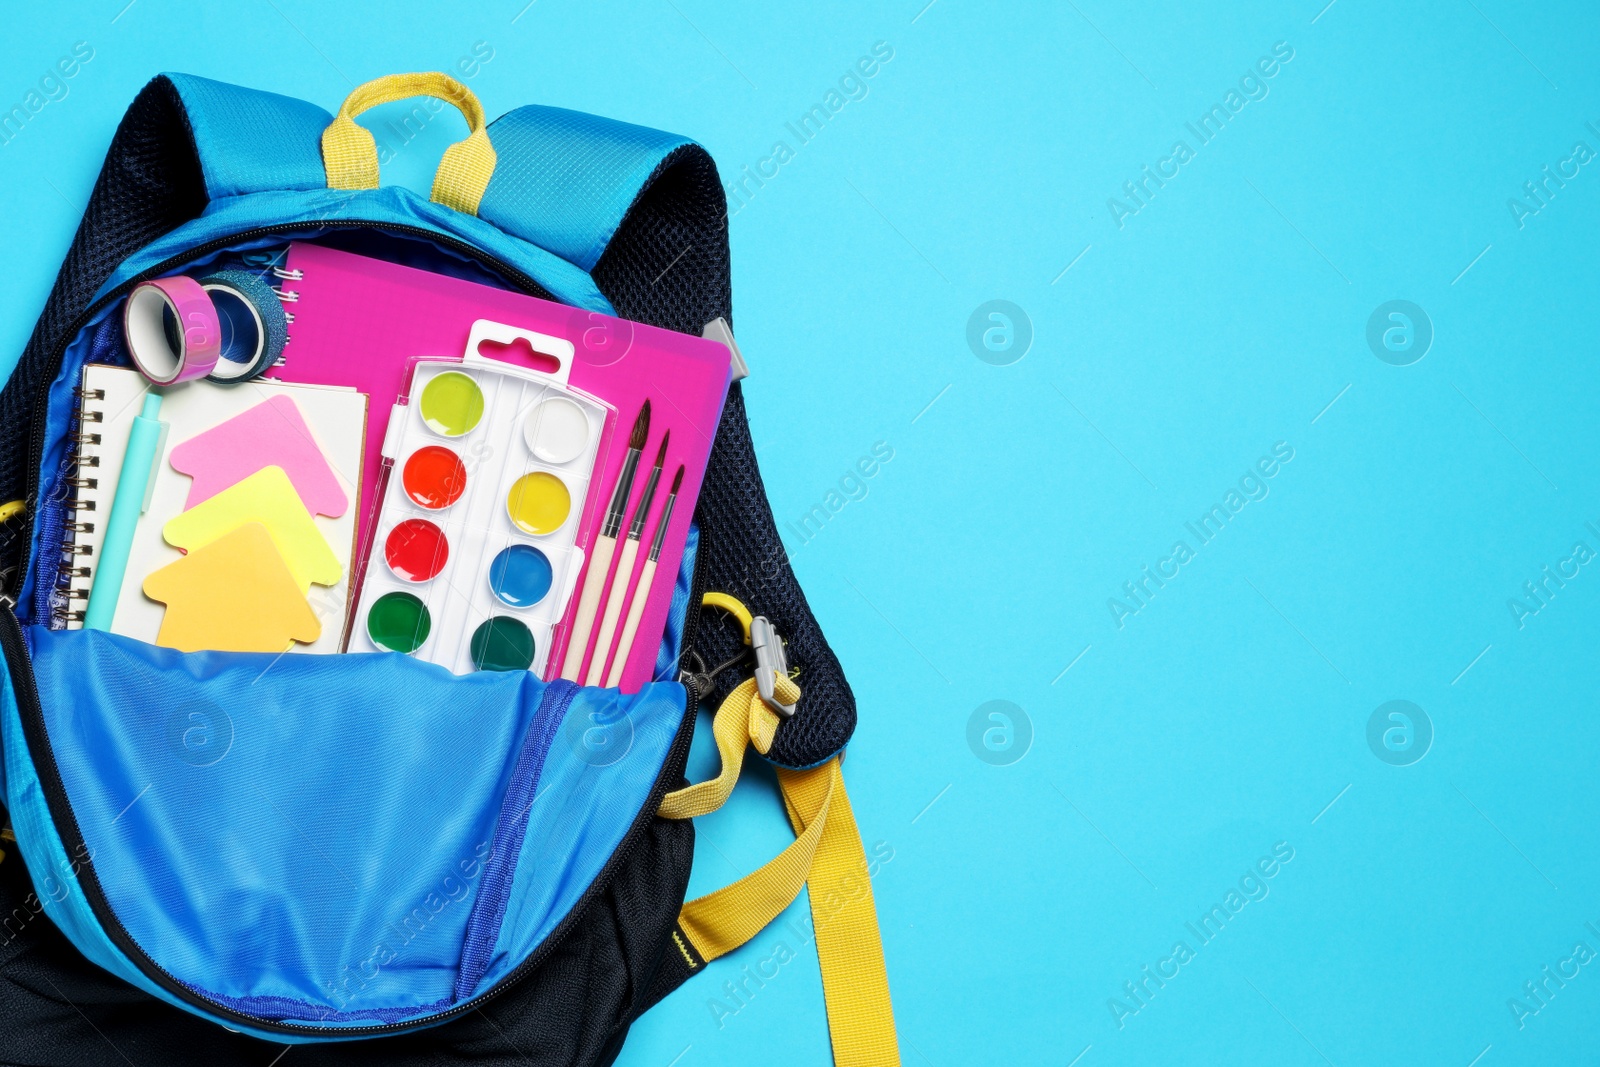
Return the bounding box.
[272,242,731,690]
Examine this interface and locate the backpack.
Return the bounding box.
[0,71,897,1066]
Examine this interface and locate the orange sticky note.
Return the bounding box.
[143,523,321,653]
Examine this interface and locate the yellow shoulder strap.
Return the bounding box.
[662,676,900,1066]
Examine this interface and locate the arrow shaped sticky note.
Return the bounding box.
[169,394,350,517]
[163,466,342,590]
[143,522,321,653]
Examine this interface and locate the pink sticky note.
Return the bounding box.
[170,395,349,518]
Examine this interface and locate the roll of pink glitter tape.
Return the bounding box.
[122,276,221,385]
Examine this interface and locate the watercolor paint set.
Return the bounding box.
[349,321,614,676]
[276,241,733,689]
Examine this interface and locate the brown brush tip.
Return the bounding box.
[653,430,670,466]
[629,400,651,449]
[669,465,684,493]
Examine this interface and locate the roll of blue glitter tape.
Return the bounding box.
[198,269,287,382]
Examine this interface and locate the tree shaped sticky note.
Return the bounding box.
[163,466,342,590]
[143,523,321,653]
[169,395,350,517]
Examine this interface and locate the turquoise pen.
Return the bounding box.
[82,392,167,630]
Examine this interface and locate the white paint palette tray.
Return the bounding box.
[350,321,614,675]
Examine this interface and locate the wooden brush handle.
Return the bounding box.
[559,533,615,681]
[604,556,658,689]
[585,536,640,686]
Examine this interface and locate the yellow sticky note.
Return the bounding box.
[163,466,341,590]
[143,523,321,653]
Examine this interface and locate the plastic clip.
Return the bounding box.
[750,615,797,719]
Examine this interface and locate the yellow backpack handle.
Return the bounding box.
[320,72,497,215]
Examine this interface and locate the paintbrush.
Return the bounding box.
[587,432,669,686]
[558,400,650,681]
[604,465,682,690]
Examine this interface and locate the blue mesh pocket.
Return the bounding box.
[20,627,685,1028]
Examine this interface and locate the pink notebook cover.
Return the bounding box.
[273,242,731,690]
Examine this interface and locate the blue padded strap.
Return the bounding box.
[477,106,691,271]
[161,78,695,277]
[162,73,332,200]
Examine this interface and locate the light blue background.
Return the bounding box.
[2,1,1597,1065]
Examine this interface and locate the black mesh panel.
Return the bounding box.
[594,144,857,768]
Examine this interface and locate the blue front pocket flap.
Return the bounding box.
[22,627,685,1026]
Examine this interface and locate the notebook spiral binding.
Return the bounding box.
[271,266,300,363]
[52,383,106,625]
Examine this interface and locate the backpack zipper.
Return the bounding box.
[1,220,711,1036]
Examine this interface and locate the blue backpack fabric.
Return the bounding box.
[0,73,863,1064]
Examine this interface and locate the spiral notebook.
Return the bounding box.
[64,363,367,653]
